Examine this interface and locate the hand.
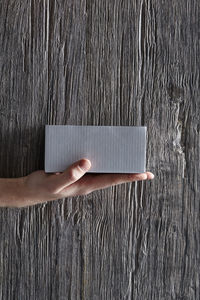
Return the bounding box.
[22,158,154,207]
[1,158,154,207]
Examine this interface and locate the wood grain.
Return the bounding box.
[0,0,199,299]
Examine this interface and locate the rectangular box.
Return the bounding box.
[45,125,147,173]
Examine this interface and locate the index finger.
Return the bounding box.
[66,171,154,195]
[88,172,154,189]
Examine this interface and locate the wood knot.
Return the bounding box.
[167,82,184,102]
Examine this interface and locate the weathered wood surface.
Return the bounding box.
[0,0,199,299]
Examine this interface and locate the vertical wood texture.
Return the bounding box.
[0,0,199,299]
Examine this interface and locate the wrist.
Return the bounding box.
[0,177,27,208]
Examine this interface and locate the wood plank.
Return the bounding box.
[0,0,199,299]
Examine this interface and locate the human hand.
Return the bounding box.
[2,158,154,207]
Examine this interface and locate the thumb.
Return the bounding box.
[48,158,91,194]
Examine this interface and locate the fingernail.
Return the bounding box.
[149,173,154,179]
[79,159,91,171]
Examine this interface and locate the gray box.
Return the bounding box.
[45,125,147,173]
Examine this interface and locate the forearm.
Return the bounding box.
[0,177,26,207]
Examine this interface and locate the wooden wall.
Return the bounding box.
[0,0,199,299]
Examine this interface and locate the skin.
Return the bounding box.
[0,158,154,208]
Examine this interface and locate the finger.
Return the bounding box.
[89,171,154,187]
[64,171,154,196]
[144,172,155,180]
[47,158,91,194]
[88,171,154,190]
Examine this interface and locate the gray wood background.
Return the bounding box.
[0,0,199,299]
